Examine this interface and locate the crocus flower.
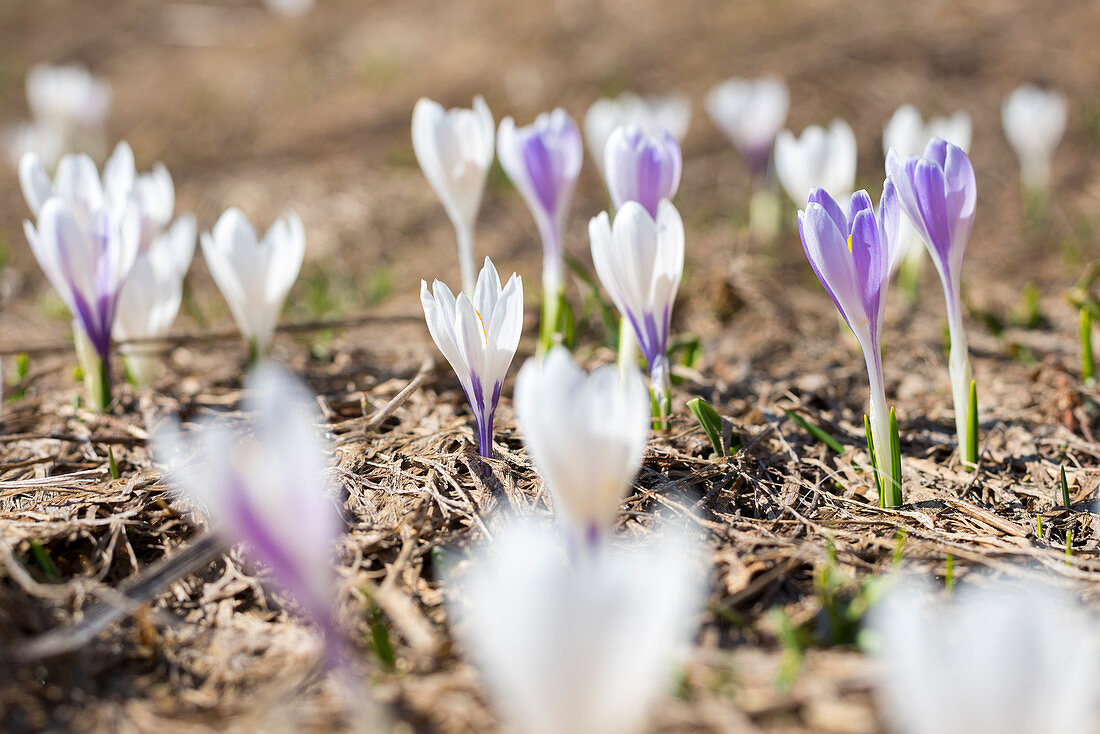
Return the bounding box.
[872,575,1100,734]
[421,257,522,459]
[411,95,495,296]
[886,138,976,462]
[603,124,682,218]
[154,364,344,664]
[4,63,111,167]
[263,0,314,17]
[589,200,684,415]
[705,76,789,177]
[497,108,582,353]
[115,215,197,385]
[584,92,691,179]
[200,207,305,361]
[775,119,857,208]
[798,185,902,503]
[513,347,650,542]
[1001,84,1067,191]
[882,106,972,279]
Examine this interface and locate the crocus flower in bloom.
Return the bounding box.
[603,124,682,218]
[775,119,857,208]
[882,106,972,280]
[200,207,305,361]
[886,138,976,463]
[497,108,582,353]
[115,215,196,385]
[584,92,691,179]
[452,518,704,734]
[155,365,344,665]
[705,76,789,178]
[421,257,522,459]
[513,347,650,542]
[872,575,1100,734]
[411,95,495,296]
[589,200,684,415]
[4,63,111,167]
[1001,84,1067,192]
[798,185,902,503]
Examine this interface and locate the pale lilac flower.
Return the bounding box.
[872,575,1100,734]
[775,119,857,208]
[705,76,789,177]
[1002,84,1067,191]
[155,365,344,663]
[589,200,684,410]
[886,138,976,458]
[452,517,704,734]
[412,96,495,296]
[200,207,305,359]
[584,92,691,179]
[115,216,197,385]
[513,347,650,540]
[497,109,583,298]
[798,185,901,501]
[421,257,522,459]
[882,106,972,277]
[604,124,682,218]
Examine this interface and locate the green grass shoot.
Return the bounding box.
[787,410,844,454]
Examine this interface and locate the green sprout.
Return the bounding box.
[1082,307,1095,385]
[1060,466,1072,509]
[965,380,979,469]
[788,410,844,454]
[688,397,728,458]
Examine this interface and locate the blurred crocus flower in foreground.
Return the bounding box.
[775,119,857,209]
[706,76,789,178]
[115,216,196,385]
[1001,84,1067,192]
[200,207,305,362]
[882,106,972,284]
[3,63,111,168]
[155,365,344,664]
[262,0,314,17]
[452,518,704,734]
[886,138,977,465]
[497,108,582,354]
[584,92,691,179]
[604,124,682,218]
[798,185,902,505]
[421,257,523,459]
[872,574,1100,734]
[590,200,684,417]
[513,347,650,543]
[412,95,495,296]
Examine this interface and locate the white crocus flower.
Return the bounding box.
[200,208,305,360]
[882,105,972,278]
[513,347,650,541]
[705,76,789,177]
[4,63,111,167]
[421,257,522,459]
[1002,84,1067,191]
[412,96,495,296]
[584,92,691,180]
[115,215,197,385]
[452,518,705,734]
[872,575,1100,734]
[774,119,857,208]
[589,199,684,413]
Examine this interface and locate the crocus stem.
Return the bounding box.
[946,306,974,466]
[748,187,781,243]
[1081,307,1094,385]
[97,355,112,411]
[864,346,896,505]
[617,317,637,377]
[456,224,476,298]
[538,279,564,358]
[73,321,110,411]
[650,354,671,430]
[248,338,261,367]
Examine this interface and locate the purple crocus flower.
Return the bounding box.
[886,138,976,459]
[604,124,682,218]
[497,109,583,298]
[798,184,902,502]
[155,365,346,667]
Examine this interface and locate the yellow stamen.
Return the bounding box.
[847,234,853,253]
[474,308,488,343]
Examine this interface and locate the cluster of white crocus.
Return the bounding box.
[775,119,857,209]
[1001,84,1067,192]
[3,63,111,169]
[882,105,972,281]
[872,575,1100,734]
[200,208,306,361]
[584,92,691,179]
